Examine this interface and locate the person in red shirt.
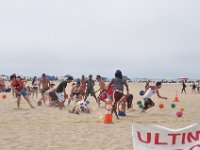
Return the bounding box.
[10,74,34,109]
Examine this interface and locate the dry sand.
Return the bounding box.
[0,82,200,150]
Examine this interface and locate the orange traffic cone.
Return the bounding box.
[173,91,180,102]
[173,96,179,102]
[104,100,113,124]
[173,91,179,102]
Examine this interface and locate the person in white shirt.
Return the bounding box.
[142,82,167,112]
[32,76,39,99]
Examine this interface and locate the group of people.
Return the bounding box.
[181,80,200,94]
[0,77,11,92]
[8,70,169,119]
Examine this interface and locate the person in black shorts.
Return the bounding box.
[48,76,73,109]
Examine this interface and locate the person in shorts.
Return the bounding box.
[48,76,73,109]
[84,75,97,102]
[10,74,34,109]
[39,73,50,104]
[142,82,167,112]
[32,76,39,99]
[107,70,129,120]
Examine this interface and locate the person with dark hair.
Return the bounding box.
[107,70,129,119]
[127,94,134,109]
[95,75,107,108]
[32,76,39,99]
[48,76,73,109]
[10,75,35,109]
[145,80,150,91]
[181,80,187,94]
[10,73,16,98]
[84,75,97,102]
[191,81,196,94]
[38,73,50,104]
[0,77,6,92]
[142,82,167,112]
[68,81,82,106]
[197,81,200,94]
[117,94,133,116]
[80,75,87,99]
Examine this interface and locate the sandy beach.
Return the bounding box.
[0,82,200,150]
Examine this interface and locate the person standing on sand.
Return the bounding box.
[107,70,129,120]
[181,80,187,94]
[0,77,6,92]
[39,73,50,104]
[32,76,39,99]
[145,80,150,91]
[10,74,35,109]
[80,75,87,99]
[197,81,200,93]
[84,75,97,102]
[191,81,196,94]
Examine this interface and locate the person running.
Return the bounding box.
[107,70,129,120]
[10,74,34,109]
[32,76,39,99]
[181,80,187,94]
[48,76,73,109]
[38,73,50,104]
[95,75,107,108]
[142,82,167,112]
[84,75,97,102]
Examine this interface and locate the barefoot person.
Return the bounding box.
[84,75,97,102]
[0,77,6,92]
[80,75,87,99]
[118,94,134,115]
[48,76,73,109]
[32,76,39,99]
[107,70,129,120]
[39,73,50,105]
[181,80,187,94]
[191,81,196,94]
[145,80,150,91]
[10,74,34,109]
[142,82,167,112]
[68,81,82,106]
[95,75,107,108]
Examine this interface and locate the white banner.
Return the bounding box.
[132,123,200,150]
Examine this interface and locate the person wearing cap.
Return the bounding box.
[107,70,129,119]
[48,76,73,109]
[84,75,97,102]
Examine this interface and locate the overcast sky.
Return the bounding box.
[0,0,200,79]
